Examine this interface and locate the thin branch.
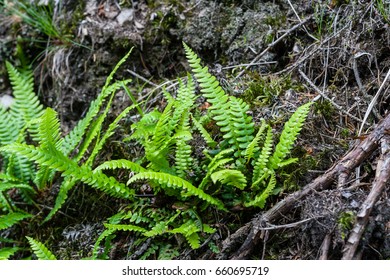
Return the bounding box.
[342,135,390,260]
[299,69,363,122]
[233,16,313,80]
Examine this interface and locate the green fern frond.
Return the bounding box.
[183,43,254,157]
[87,104,137,166]
[211,169,247,190]
[0,247,19,260]
[150,100,175,152]
[252,125,273,186]
[102,48,133,92]
[170,77,195,130]
[243,119,267,163]
[104,223,147,233]
[128,212,151,224]
[174,138,193,178]
[144,221,168,237]
[269,102,312,169]
[38,108,63,151]
[44,177,77,222]
[183,43,230,118]
[0,212,32,230]
[198,149,234,190]
[26,237,56,260]
[0,107,19,145]
[1,143,134,199]
[5,61,44,139]
[5,154,35,183]
[94,159,146,173]
[245,171,276,208]
[225,97,254,154]
[191,115,217,148]
[61,74,131,157]
[169,220,201,249]
[128,172,226,211]
[128,109,161,142]
[162,87,174,103]
[0,182,34,193]
[92,228,116,259]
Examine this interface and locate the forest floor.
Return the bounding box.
[1,0,390,260]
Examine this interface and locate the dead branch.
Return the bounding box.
[217,113,390,260]
[342,135,390,260]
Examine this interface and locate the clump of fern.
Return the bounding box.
[1,49,138,224]
[93,44,312,259]
[93,207,215,259]
[0,61,44,259]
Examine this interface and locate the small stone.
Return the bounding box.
[116,8,134,25]
[0,94,14,109]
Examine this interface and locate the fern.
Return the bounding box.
[244,119,267,163]
[94,159,146,173]
[1,62,44,183]
[5,61,44,140]
[269,102,312,169]
[211,169,247,190]
[174,138,193,178]
[44,177,76,222]
[26,237,57,260]
[198,149,234,190]
[0,247,20,260]
[128,172,226,211]
[0,106,19,145]
[191,114,217,148]
[245,171,276,208]
[104,223,148,233]
[87,104,137,166]
[0,212,32,230]
[168,219,205,249]
[252,125,273,187]
[0,143,134,199]
[183,43,254,157]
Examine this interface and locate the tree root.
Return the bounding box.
[217,113,390,260]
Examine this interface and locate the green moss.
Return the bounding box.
[241,74,305,107]
[264,14,287,28]
[338,211,355,239]
[313,99,335,120]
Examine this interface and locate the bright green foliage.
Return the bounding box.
[0,247,20,260]
[0,62,43,253]
[128,172,226,211]
[0,212,32,230]
[94,159,146,173]
[0,142,134,199]
[0,44,313,259]
[1,50,136,223]
[183,42,254,158]
[243,120,267,163]
[191,114,217,148]
[1,62,44,184]
[245,171,276,208]
[5,62,44,140]
[252,126,274,188]
[26,237,57,260]
[269,102,312,169]
[211,169,247,190]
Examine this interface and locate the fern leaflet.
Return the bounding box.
[0,212,32,230]
[26,237,56,260]
[128,172,226,211]
[269,102,312,169]
[245,171,276,208]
